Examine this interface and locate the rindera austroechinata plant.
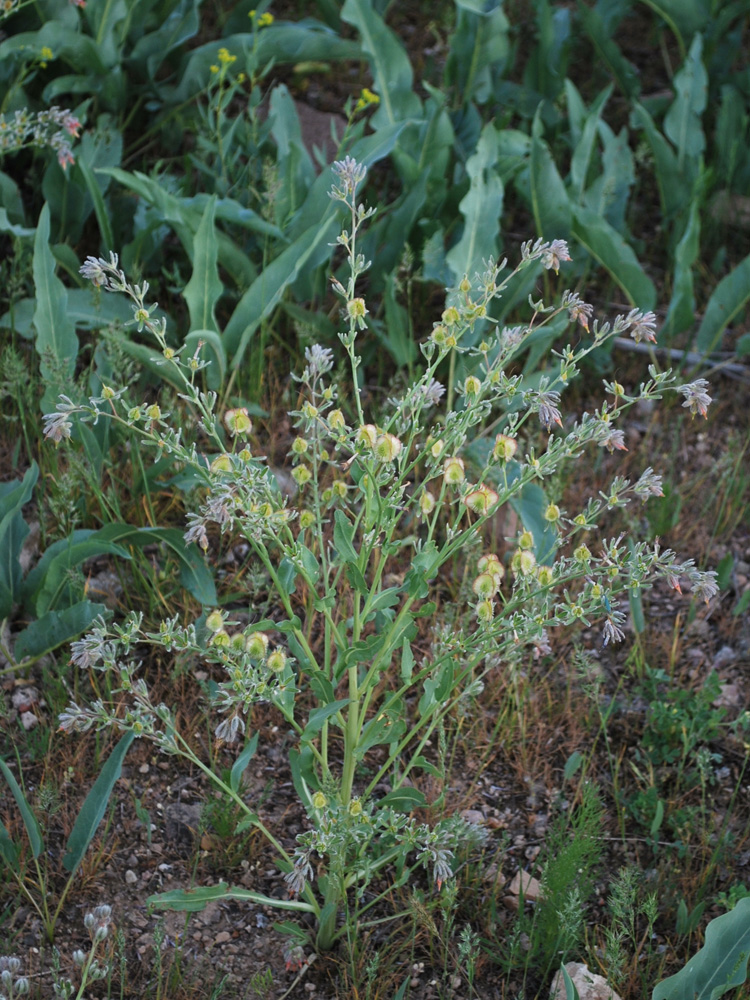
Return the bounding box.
[49,157,717,953]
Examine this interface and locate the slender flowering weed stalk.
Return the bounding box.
[50,158,717,953]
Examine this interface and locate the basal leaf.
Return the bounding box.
[0,758,43,859]
[530,110,571,241]
[223,216,339,367]
[14,601,107,664]
[0,463,38,619]
[663,34,707,169]
[652,897,750,1000]
[663,197,701,338]
[571,204,656,309]
[33,205,79,412]
[695,252,750,355]
[446,122,504,288]
[183,195,222,334]
[62,732,135,874]
[341,0,422,128]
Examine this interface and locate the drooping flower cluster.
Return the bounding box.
[0,106,81,169]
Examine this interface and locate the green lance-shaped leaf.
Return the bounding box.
[62,732,135,873]
[663,197,701,338]
[0,757,43,859]
[183,194,223,335]
[530,110,572,242]
[148,883,316,913]
[14,601,107,665]
[33,204,79,413]
[223,216,339,367]
[630,102,687,220]
[663,33,707,170]
[652,896,750,1000]
[694,252,750,355]
[446,122,504,289]
[341,0,422,129]
[0,462,38,619]
[571,205,656,309]
[92,523,217,605]
[21,529,133,616]
[229,733,260,795]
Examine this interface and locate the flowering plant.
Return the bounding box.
[50,158,716,953]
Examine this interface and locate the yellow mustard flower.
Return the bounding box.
[217,47,236,65]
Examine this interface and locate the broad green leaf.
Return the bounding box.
[268,85,315,225]
[301,700,350,742]
[0,169,26,226]
[165,28,361,104]
[576,2,640,97]
[92,523,217,605]
[663,34,706,169]
[62,732,135,874]
[446,123,504,287]
[0,209,34,238]
[147,882,316,912]
[223,216,339,367]
[230,733,259,794]
[341,0,422,129]
[84,0,129,68]
[0,818,18,866]
[0,463,38,619]
[377,788,427,812]
[695,252,750,355]
[33,205,79,412]
[404,541,441,599]
[637,0,710,59]
[569,84,613,202]
[289,121,408,236]
[530,111,572,241]
[0,758,43,859]
[446,4,510,106]
[183,195,222,334]
[0,26,106,75]
[523,0,571,102]
[652,897,750,1000]
[76,157,114,252]
[14,601,107,664]
[571,204,656,309]
[130,0,201,78]
[663,197,701,338]
[22,530,132,617]
[630,102,687,219]
[584,121,634,233]
[333,510,359,565]
[510,480,559,565]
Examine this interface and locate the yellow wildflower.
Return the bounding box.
[218,47,236,65]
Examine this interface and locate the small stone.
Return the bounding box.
[508,870,544,901]
[460,809,485,825]
[139,763,150,774]
[215,931,231,944]
[125,869,138,884]
[550,962,622,1000]
[12,687,39,711]
[20,711,38,731]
